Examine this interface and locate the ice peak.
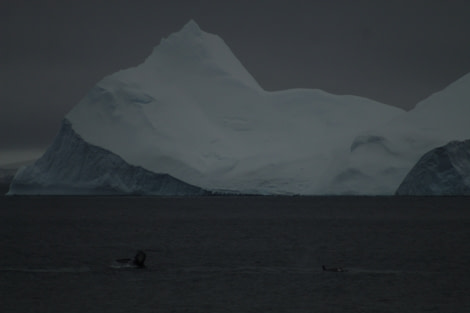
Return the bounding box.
[180,19,202,34]
[148,19,216,58]
[139,20,261,89]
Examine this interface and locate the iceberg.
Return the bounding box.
[8,20,469,195]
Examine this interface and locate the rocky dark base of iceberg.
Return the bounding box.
[8,120,209,196]
[396,139,470,195]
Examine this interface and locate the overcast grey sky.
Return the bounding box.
[1,0,470,158]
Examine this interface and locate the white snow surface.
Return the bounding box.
[329,72,470,194]
[37,19,465,195]
[63,20,408,195]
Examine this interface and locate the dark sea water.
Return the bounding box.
[1,196,469,313]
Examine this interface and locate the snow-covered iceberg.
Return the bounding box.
[395,140,470,195]
[9,20,470,195]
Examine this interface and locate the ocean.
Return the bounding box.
[1,196,469,312]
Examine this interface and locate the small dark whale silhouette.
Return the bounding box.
[115,250,146,268]
[132,250,146,268]
[322,265,345,272]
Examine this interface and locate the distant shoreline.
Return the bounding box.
[0,184,9,196]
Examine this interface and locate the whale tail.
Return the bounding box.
[133,250,146,268]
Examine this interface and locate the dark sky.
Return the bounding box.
[1,0,470,154]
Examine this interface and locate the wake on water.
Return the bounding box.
[0,266,91,273]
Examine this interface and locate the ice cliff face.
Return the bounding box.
[8,120,208,195]
[9,20,470,195]
[396,140,470,195]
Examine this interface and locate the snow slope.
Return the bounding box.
[326,72,470,194]
[396,139,470,195]
[58,20,401,195]
[8,120,208,195]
